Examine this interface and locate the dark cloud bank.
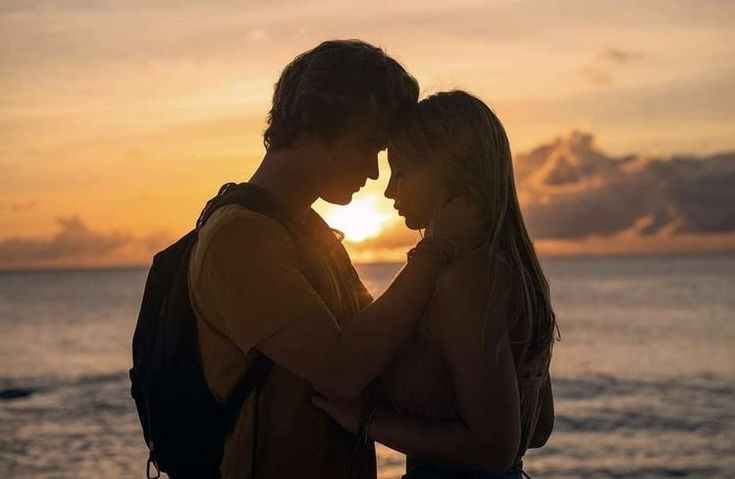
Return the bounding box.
[0,217,169,269]
[516,132,735,240]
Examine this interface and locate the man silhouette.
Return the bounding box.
[189,40,481,478]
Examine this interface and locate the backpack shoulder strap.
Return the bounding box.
[194,183,294,477]
[198,182,322,284]
[196,182,300,238]
[223,351,273,429]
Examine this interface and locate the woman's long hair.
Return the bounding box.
[389,90,558,365]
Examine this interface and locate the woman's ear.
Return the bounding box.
[422,182,454,231]
[434,182,454,209]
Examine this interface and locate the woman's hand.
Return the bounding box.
[312,395,363,435]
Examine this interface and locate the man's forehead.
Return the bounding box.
[362,126,387,145]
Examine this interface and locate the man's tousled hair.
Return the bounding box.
[264,40,419,151]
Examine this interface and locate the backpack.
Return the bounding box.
[130,182,318,479]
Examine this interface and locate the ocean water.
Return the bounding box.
[1,255,733,478]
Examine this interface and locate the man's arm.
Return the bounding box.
[259,251,445,398]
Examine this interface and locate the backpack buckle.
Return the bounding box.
[146,444,160,479]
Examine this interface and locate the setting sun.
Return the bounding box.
[324,196,394,243]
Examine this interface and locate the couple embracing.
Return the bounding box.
[132,39,556,479]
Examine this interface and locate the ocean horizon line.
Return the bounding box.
[1,249,733,274]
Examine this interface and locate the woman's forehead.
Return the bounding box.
[386,148,405,165]
[388,145,425,168]
[353,123,386,145]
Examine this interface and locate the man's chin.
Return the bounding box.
[404,216,423,231]
[322,191,354,206]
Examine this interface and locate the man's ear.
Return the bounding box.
[311,136,338,166]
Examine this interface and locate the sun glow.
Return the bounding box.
[324,196,394,243]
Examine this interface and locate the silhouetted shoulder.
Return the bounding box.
[189,203,330,355]
[430,250,515,341]
[436,250,513,300]
[436,250,479,290]
[196,204,295,257]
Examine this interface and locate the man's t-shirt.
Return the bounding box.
[188,203,374,479]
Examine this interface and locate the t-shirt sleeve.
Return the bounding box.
[189,207,335,355]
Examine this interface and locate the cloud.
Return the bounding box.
[341,220,421,263]
[515,131,735,240]
[0,216,171,269]
[581,66,614,85]
[4,199,37,211]
[347,220,419,250]
[598,48,636,64]
[582,48,639,85]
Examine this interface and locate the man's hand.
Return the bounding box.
[426,197,485,254]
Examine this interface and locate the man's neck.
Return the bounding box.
[249,148,320,223]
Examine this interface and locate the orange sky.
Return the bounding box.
[1,1,734,269]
